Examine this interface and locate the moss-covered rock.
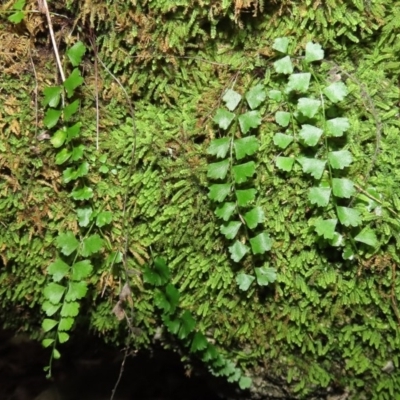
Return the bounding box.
[1,1,400,398]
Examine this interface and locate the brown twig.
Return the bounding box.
[40,0,65,83]
[28,45,38,138]
[88,31,100,150]
[110,345,130,400]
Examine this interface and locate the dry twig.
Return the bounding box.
[89,31,100,150]
[39,0,65,82]
[28,45,39,137]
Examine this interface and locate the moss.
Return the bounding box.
[1,0,400,398]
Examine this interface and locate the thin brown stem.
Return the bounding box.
[41,0,65,83]
[28,45,38,137]
[89,32,100,150]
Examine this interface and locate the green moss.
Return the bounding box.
[1,0,400,398]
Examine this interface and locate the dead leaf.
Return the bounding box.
[112,301,125,321]
[119,282,131,302]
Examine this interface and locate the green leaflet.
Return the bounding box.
[354,227,379,247]
[305,42,324,62]
[274,56,294,75]
[332,178,355,199]
[63,99,80,121]
[56,232,79,256]
[323,81,349,103]
[273,133,294,149]
[50,127,66,146]
[55,148,71,165]
[65,281,88,301]
[325,117,350,137]
[209,184,231,202]
[144,257,171,286]
[220,221,242,239]
[66,122,81,141]
[223,89,242,111]
[60,302,80,317]
[236,189,257,206]
[275,111,291,127]
[44,109,62,129]
[8,5,25,23]
[58,332,70,344]
[63,162,89,183]
[273,37,290,53]
[238,111,262,134]
[297,98,321,118]
[44,283,66,304]
[255,266,277,286]
[286,73,311,93]
[207,159,230,180]
[244,206,265,229]
[165,284,180,313]
[215,202,236,221]
[308,187,331,207]
[42,319,58,332]
[299,124,323,147]
[178,310,196,339]
[67,41,86,67]
[58,317,74,331]
[42,302,61,317]
[207,138,231,158]
[232,161,256,184]
[297,157,326,179]
[71,260,93,281]
[268,89,282,101]
[48,259,70,282]
[239,377,252,390]
[214,108,235,130]
[42,339,55,348]
[96,211,113,227]
[249,232,273,254]
[328,150,353,169]
[236,273,255,291]
[43,86,62,108]
[228,241,249,262]
[154,290,172,312]
[314,219,338,240]
[77,207,92,227]
[191,332,209,352]
[70,186,94,200]
[276,157,295,172]
[336,206,362,227]
[233,136,259,160]
[245,84,267,110]
[63,68,84,98]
